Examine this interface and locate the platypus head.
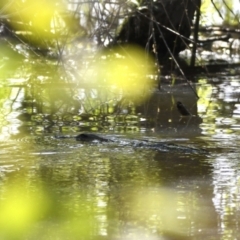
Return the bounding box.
[176,101,192,116]
[76,133,108,142]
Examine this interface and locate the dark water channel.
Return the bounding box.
[1,74,240,240]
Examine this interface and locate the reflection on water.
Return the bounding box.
[1,75,240,239]
[0,137,215,239]
[212,154,240,239]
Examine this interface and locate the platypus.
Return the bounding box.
[55,133,207,154]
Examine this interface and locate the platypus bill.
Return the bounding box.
[176,101,192,116]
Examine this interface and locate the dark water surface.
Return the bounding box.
[1,75,240,240]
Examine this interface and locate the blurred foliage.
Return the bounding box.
[0,0,85,49]
[201,0,240,26]
[0,176,97,240]
[92,46,156,103]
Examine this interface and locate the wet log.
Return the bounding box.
[114,0,200,59]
